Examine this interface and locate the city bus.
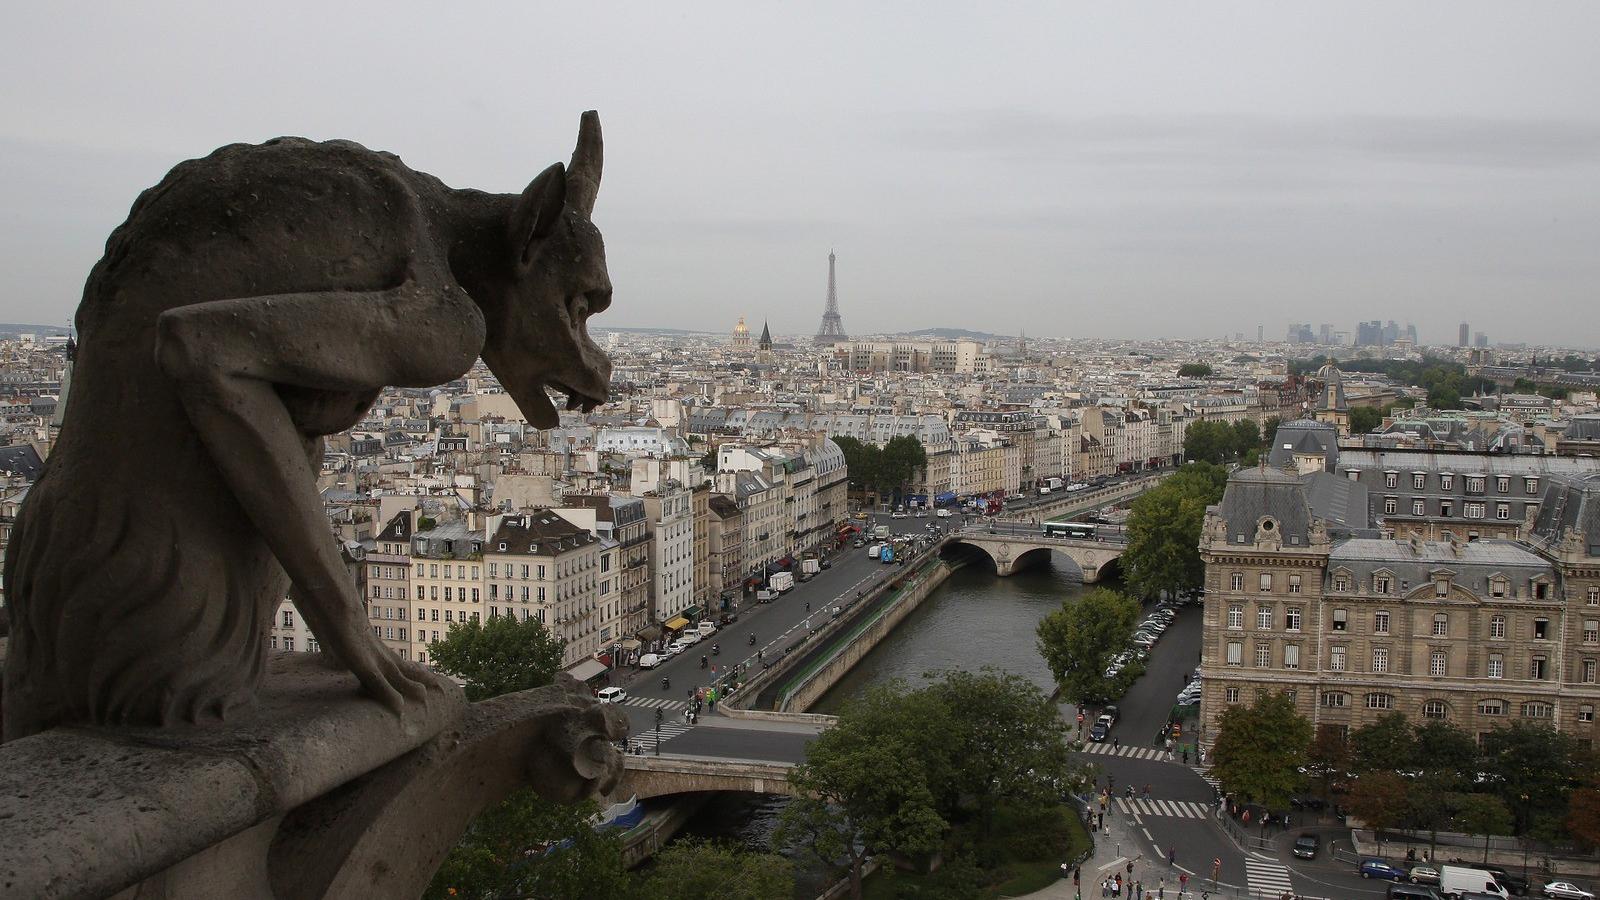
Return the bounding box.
[1042,521,1096,539]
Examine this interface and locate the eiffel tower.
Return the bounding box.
[814,249,848,345]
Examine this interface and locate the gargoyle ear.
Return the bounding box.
[508,162,567,267]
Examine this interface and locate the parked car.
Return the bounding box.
[1543,883,1596,900]
[1439,867,1508,898]
[1481,867,1528,895]
[718,612,739,626]
[696,621,717,637]
[1410,866,1441,885]
[596,686,627,704]
[1089,714,1114,742]
[1102,705,1120,723]
[678,630,701,646]
[637,653,662,669]
[1362,859,1411,882]
[1292,834,1320,859]
[819,559,832,569]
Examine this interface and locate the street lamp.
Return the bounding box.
[653,707,662,756]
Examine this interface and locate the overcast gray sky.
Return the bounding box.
[4,2,1598,346]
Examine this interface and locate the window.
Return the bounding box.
[471,588,480,602]
[1478,699,1505,716]
[1581,705,1595,724]
[1589,587,1599,606]
[1374,611,1390,634]
[1320,692,1348,708]
[1227,605,1243,629]
[536,565,546,579]
[1440,500,1453,517]
[1466,476,1484,494]
[1330,646,1346,671]
[1256,645,1271,668]
[1530,655,1547,679]
[1429,650,1447,676]
[1413,473,1426,490]
[270,636,278,649]
[444,610,452,623]
[1496,476,1510,494]
[1230,572,1244,590]
[1585,621,1598,644]
[1258,573,1272,592]
[1436,579,1449,597]
[1413,499,1426,516]
[1375,576,1391,594]
[488,562,497,577]
[1226,642,1243,666]
[1521,702,1552,719]
[1440,474,1454,490]
[1490,579,1506,599]
[1496,503,1510,521]
[1490,615,1506,639]
[1432,613,1449,637]
[1535,581,1549,600]
[1487,654,1503,678]
[1225,687,1240,703]
[1372,647,1389,673]
[1534,618,1549,640]
[1466,502,1485,519]
[284,637,295,652]
[1384,497,1398,515]
[1287,574,1302,595]
[1385,471,1398,488]
[1366,693,1393,710]
[1286,608,1302,631]
[1334,574,1349,592]
[282,610,294,628]
[1332,608,1348,631]
[1422,700,1447,720]
[1526,477,1539,495]
[1584,659,1597,684]
[1258,608,1274,630]
[429,564,438,578]
[1284,644,1301,669]
[443,587,452,602]
[431,609,439,621]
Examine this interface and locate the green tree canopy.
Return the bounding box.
[1177,362,1214,378]
[1344,771,1411,834]
[1210,692,1312,807]
[1350,713,1415,775]
[1349,405,1383,434]
[1182,419,1235,465]
[635,839,795,900]
[1035,587,1140,706]
[1481,722,1593,834]
[428,613,567,702]
[1452,793,1513,864]
[1122,464,1223,601]
[1231,419,1260,455]
[879,434,929,500]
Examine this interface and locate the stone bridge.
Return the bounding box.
[607,755,798,802]
[949,528,1127,580]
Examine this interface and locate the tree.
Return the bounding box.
[878,435,928,501]
[1345,771,1411,839]
[1481,722,1588,835]
[831,435,879,494]
[1177,362,1213,378]
[699,447,718,473]
[1428,384,1463,410]
[1566,787,1600,849]
[1182,419,1235,466]
[1413,721,1479,788]
[635,839,794,900]
[1349,405,1383,434]
[1231,419,1260,457]
[426,794,630,900]
[1452,793,1513,864]
[1209,692,1311,807]
[1512,377,1539,394]
[1305,725,1351,801]
[1035,588,1140,706]
[1122,466,1221,601]
[1350,713,1414,775]
[1260,416,1281,446]
[428,613,567,702]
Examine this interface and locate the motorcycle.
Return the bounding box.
[661,676,670,690]
[748,633,756,646]
[711,644,720,656]
[699,655,707,669]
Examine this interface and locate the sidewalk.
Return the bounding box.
[1013,798,1195,899]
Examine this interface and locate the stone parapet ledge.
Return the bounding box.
[0,652,625,900]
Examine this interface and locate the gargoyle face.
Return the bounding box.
[485,111,613,429]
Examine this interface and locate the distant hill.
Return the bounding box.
[894,327,1006,341]
[595,326,712,336]
[0,324,72,337]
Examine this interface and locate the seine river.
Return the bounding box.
[671,554,1093,897]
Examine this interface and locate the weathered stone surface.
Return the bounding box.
[3,112,612,741]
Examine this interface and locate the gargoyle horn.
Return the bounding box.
[568,110,602,217]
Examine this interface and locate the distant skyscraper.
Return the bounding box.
[1459,322,1470,347]
[1475,331,1489,348]
[814,250,848,346]
[1257,325,1264,343]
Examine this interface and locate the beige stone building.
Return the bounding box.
[363,510,415,659]
[407,520,484,665]
[1198,466,1600,751]
[486,510,604,668]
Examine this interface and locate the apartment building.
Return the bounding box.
[1197,465,1600,750]
[486,511,604,668]
[363,510,414,658]
[641,485,694,623]
[407,521,484,665]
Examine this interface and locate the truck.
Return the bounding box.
[800,558,821,576]
[866,543,882,559]
[769,571,795,593]
[880,544,895,564]
[936,508,951,518]
[873,524,890,539]
[1437,866,1509,898]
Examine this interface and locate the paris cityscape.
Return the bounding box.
[3,4,1600,900]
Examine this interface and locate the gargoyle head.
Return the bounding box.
[486,110,613,428]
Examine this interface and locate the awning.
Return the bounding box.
[684,606,702,620]
[664,616,691,631]
[636,625,662,642]
[565,658,608,682]
[620,639,642,650]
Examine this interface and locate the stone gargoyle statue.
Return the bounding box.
[3,112,616,741]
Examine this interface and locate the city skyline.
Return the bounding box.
[4,3,1600,346]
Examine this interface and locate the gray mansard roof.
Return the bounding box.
[1217,466,1312,545]
[1531,472,1600,556]
[1328,538,1550,596]
[1267,419,1339,471]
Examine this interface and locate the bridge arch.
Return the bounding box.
[945,534,1124,582]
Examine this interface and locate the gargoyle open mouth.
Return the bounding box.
[550,379,607,413]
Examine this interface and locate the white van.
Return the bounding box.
[596,686,627,703]
[696,621,717,638]
[1438,866,1508,898]
[638,653,662,669]
[936,508,951,518]
[867,543,882,559]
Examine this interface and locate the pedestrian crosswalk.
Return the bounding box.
[1194,768,1224,792]
[620,696,688,711]
[1076,742,1173,762]
[1246,854,1295,898]
[1114,798,1211,820]
[622,720,693,752]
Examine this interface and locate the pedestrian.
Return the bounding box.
[1143,783,1151,800]
[1181,748,1189,765]
[1134,880,1142,900]
[1100,877,1110,898]
[1167,848,1175,867]
[1178,873,1187,892]
[1114,873,1123,896]
[1112,736,1120,750]
[1096,812,1104,830]
[1283,812,1290,829]
[1074,865,1081,887]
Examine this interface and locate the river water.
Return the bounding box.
[671,554,1094,896]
